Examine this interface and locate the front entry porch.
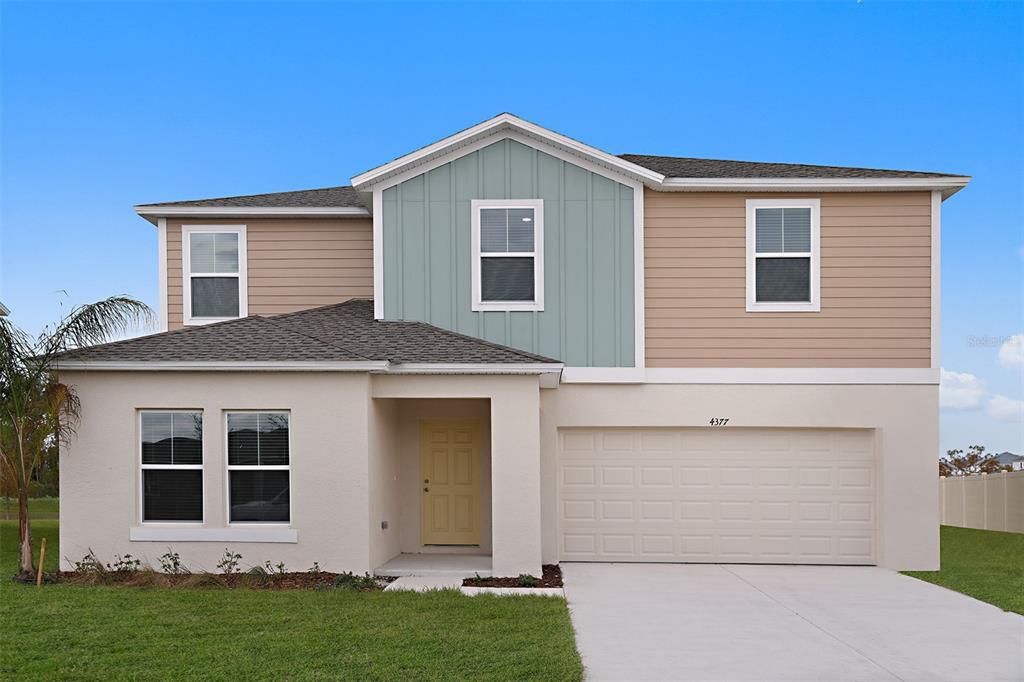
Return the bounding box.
[375,553,492,578]
[369,374,544,578]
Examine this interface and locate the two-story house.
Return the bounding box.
[57,114,969,576]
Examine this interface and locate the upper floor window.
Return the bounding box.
[471,199,544,312]
[140,410,203,522]
[746,199,820,312]
[183,225,248,325]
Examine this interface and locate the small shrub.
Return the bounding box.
[217,549,242,575]
[264,560,287,575]
[72,552,104,574]
[159,549,186,575]
[241,565,272,587]
[332,571,378,591]
[110,554,142,573]
[517,574,539,587]
[308,561,322,576]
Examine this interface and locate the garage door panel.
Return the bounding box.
[558,428,876,565]
[561,529,875,564]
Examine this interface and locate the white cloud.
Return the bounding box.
[998,334,1024,369]
[988,395,1024,422]
[940,369,986,410]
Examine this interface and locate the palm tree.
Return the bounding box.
[0,296,152,576]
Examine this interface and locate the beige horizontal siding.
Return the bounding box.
[166,218,373,329]
[644,190,932,368]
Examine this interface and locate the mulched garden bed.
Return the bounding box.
[462,564,563,588]
[39,570,396,591]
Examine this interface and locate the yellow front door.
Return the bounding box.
[421,420,481,545]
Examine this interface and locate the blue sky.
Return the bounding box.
[2,1,1021,455]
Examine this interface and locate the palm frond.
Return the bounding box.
[42,295,153,356]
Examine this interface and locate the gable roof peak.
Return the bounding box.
[349,112,664,191]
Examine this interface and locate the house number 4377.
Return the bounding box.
[708,417,730,426]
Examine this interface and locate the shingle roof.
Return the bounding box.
[138,186,364,208]
[57,299,558,366]
[137,155,961,210]
[618,154,960,179]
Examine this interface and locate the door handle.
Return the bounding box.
[423,487,429,493]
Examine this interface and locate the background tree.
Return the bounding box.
[938,444,1011,476]
[0,297,151,576]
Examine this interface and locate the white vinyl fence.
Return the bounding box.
[939,471,1024,533]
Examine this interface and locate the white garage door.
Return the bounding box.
[558,428,876,564]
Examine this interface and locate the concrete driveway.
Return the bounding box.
[562,563,1024,681]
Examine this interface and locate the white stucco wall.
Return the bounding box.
[58,369,937,575]
[539,383,940,571]
[59,371,374,573]
[368,397,400,569]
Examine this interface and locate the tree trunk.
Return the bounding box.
[18,486,34,576]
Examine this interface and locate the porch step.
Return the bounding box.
[384,575,465,592]
[374,553,492,579]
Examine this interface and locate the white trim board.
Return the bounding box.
[129,526,298,543]
[560,367,940,385]
[136,206,369,218]
[157,218,168,332]
[55,359,563,375]
[56,360,390,372]
[58,359,935,384]
[372,188,384,319]
[930,190,941,370]
[660,176,970,197]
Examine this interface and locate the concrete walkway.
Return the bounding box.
[562,563,1024,682]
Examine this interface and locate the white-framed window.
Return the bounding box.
[226,411,291,524]
[471,199,544,311]
[182,225,248,325]
[745,199,821,312]
[139,410,203,523]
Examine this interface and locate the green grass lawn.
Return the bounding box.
[0,514,582,681]
[0,497,59,520]
[903,525,1024,615]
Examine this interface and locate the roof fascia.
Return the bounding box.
[56,360,389,371]
[350,113,664,190]
[659,176,971,198]
[135,206,370,220]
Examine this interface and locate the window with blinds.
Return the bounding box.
[471,200,544,311]
[746,201,820,312]
[227,412,290,523]
[140,411,203,522]
[184,227,246,324]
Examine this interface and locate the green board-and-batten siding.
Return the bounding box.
[382,138,635,367]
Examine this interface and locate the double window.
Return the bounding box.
[140,411,203,522]
[138,410,291,525]
[183,225,247,325]
[471,199,544,311]
[227,412,291,523]
[746,199,820,312]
